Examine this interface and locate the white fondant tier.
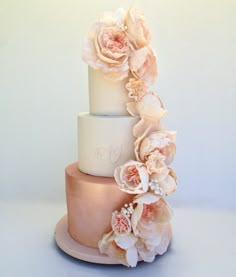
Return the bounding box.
[88,67,130,116]
[77,113,139,177]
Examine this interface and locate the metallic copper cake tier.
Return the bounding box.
[66,163,133,248]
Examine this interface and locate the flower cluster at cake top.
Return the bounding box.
[82,7,157,83]
[82,7,177,267]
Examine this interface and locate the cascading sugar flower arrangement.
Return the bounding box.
[82,7,177,267]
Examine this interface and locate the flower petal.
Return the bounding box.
[131,203,143,236]
[136,240,156,262]
[126,245,138,267]
[129,47,148,71]
[115,234,137,249]
[126,102,139,117]
[98,231,115,254]
[154,224,172,255]
[134,192,161,205]
[133,118,152,139]
[158,169,177,195]
[136,93,167,119]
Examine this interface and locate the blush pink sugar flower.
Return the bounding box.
[129,46,158,85]
[82,9,131,80]
[114,161,149,194]
[125,7,151,49]
[111,213,132,235]
[135,130,176,165]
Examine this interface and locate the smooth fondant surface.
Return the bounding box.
[88,67,130,116]
[77,113,139,177]
[66,163,134,248]
[55,215,122,264]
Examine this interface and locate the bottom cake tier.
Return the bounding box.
[65,163,133,248]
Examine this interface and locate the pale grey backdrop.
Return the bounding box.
[1,0,235,208]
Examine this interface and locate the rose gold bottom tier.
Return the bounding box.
[66,163,133,248]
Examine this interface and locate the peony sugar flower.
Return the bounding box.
[131,193,172,238]
[114,161,149,194]
[135,223,172,262]
[131,193,172,261]
[135,130,176,165]
[111,212,132,236]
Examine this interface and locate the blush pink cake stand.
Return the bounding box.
[55,215,131,265]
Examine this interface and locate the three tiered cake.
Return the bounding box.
[58,7,177,267]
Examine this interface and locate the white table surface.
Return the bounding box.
[1,201,235,277]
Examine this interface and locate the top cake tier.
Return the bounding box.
[88,66,130,116]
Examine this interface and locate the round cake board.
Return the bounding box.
[55,215,127,265]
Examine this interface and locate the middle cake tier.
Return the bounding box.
[77,112,139,177]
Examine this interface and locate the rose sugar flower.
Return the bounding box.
[82,9,131,80]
